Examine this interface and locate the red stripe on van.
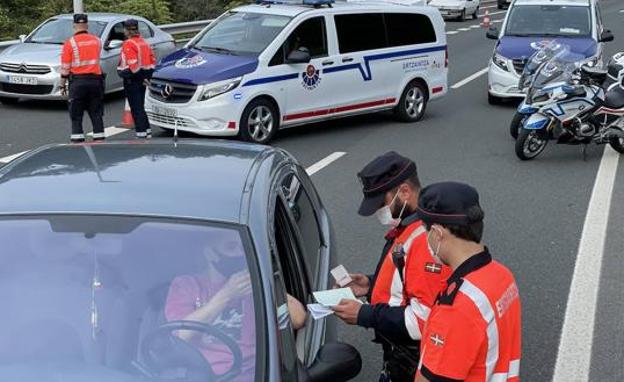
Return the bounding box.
[283,98,396,121]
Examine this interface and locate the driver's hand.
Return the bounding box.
[223,271,252,298]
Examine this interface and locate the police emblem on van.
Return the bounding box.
[302,64,321,90]
[175,54,207,69]
[530,40,561,51]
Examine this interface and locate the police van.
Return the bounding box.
[145,0,448,143]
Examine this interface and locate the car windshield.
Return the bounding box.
[28,18,108,44]
[0,215,260,382]
[505,5,591,37]
[191,11,291,56]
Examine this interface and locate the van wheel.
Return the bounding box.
[394,81,427,122]
[488,93,503,105]
[473,7,479,19]
[239,98,278,144]
[0,97,18,105]
[459,9,466,21]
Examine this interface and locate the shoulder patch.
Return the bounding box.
[437,278,464,306]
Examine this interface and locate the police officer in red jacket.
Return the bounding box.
[117,19,156,138]
[332,152,450,381]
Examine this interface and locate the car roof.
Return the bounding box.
[0,140,281,223]
[513,0,590,7]
[55,13,144,22]
[234,1,431,17]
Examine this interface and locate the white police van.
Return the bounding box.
[145,0,448,143]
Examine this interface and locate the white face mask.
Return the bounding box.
[374,191,407,227]
[427,227,443,265]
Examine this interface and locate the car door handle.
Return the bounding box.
[322,60,334,66]
[342,57,354,63]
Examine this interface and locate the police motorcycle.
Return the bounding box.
[513,45,624,160]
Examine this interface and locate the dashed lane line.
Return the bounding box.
[447,31,459,35]
[0,151,28,164]
[306,152,346,176]
[451,67,489,89]
[457,27,471,31]
[553,146,621,381]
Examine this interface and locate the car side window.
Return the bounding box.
[107,22,127,42]
[385,13,437,46]
[594,4,603,34]
[334,13,386,53]
[281,173,322,287]
[139,21,154,39]
[269,16,328,67]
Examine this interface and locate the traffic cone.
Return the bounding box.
[120,100,134,129]
[481,9,491,29]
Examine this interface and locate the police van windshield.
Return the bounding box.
[505,5,591,37]
[191,11,291,56]
[28,18,108,44]
[0,215,260,382]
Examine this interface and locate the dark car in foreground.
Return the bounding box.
[0,141,361,381]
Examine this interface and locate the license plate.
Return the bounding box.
[8,76,38,85]
[152,105,177,117]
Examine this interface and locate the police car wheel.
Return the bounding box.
[395,82,427,122]
[459,9,466,21]
[472,7,479,19]
[240,99,278,144]
[0,97,18,105]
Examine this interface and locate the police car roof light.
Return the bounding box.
[255,0,335,6]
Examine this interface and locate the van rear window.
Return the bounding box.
[335,12,437,54]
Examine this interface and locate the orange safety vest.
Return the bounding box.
[60,32,102,76]
[118,35,156,73]
[370,219,451,340]
[418,250,522,382]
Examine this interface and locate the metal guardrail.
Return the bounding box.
[0,19,213,50]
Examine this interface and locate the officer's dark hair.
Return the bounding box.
[425,206,484,243]
[405,173,421,190]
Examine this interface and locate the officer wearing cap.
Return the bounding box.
[332,152,450,382]
[414,182,522,382]
[60,14,105,142]
[117,19,156,139]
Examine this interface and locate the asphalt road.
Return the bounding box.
[1,1,624,380]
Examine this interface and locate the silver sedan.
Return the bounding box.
[0,13,176,103]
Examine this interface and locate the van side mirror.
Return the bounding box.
[302,342,362,382]
[486,27,499,40]
[286,48,311,64]
[106,39,124,50]
[18,35,26,43]
[599,30,614,43]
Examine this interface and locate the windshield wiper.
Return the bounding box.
[197,46,237,55]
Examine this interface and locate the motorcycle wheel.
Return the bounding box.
[509,112,527,140]
[516,129,548,160]
[609,137,624,154]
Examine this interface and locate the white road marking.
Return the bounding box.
[470,25,481,29]
[478,10,507,18]
[88,126,130,138]
[553,146,621,381]
[458,27,471,31]
[619,9,624,13]
[481,4,499,9]
[0,150,28,164]
[447,31,459,35]
[492,19,504,24]
[451,67,489,89]
[306,152,346,176]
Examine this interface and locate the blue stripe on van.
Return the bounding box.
[242,45,446,86]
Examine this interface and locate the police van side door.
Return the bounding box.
[267,15,336,125]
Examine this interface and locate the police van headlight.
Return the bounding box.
[199,77,241,101]
[492,53,509,72]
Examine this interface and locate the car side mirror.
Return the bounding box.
[106,39,124,50]
[599,30,614,43]
[486,27,499,40]
[18,34,26,43]
[302,342,362,382]
[286,48,311,64]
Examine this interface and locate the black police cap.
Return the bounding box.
[416,182,483,226]
[357,151,417,216]
[73,13,88,24]
[124,19,139,29]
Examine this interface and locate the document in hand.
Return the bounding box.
[313,287,358,307]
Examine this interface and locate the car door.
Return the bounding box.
[266,15,336,125]
[101,21,126,92]
[271,165,329,367]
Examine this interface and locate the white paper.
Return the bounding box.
[307,303,334,320]
[313,287,357,307]
[331,265,353,287]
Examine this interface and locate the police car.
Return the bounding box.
[486,0,613,104]
[145,0,448,143]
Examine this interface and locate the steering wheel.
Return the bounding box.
[140,320,243,382]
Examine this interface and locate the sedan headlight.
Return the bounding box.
[199,77,241,101]
[492,53,509,72]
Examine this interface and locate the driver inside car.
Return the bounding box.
[165,238,306,379]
